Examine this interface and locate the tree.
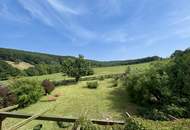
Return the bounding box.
[63,55,94,82]
[0,61,21,80]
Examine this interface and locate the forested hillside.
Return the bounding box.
[0,48,161,67]
[0,48,74,65]
[0,48,162,80]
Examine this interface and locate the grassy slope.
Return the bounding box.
[94,62,150,75]
[4,80,190,130]
[0,62,151,85]
[5,61,33,70]
[4,79,138,130]
[3,61,190,130]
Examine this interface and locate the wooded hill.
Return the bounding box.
[0,48,161,67]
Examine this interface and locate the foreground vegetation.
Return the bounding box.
[3,79,190,130]
[1,48,190,129]
[124,48,190,120]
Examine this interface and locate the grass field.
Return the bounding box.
[2,61,189,130]
[3,79,190,130]
[3,79,137,129]
[0,62,151,85]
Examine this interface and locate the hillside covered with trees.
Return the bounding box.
[0,48,161,67]
[0,48,161,80]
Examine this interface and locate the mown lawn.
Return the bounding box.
[3,79,137,130]
[3,79,190,130]
[3,61,188,130]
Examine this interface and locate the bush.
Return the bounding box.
[138,107,169,121]
[111,78,118,87]
[0,61,21,80]
[124,117,147,130]
[24,64,63,76]
[165,104,188,118]
[123,50,190,120]
[86,81,99,89]
[123,62,173,120]
[9,80,44,107]
[72,116,98,130]
[99,76,105,81]
[42,80,55,95]
[0,85,17,108]
[52,79,76,86]
[169,49,190,101]
[125,62,171,106]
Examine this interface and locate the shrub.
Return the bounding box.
[0,61,21,80]
[168,50,190,101]
[99,76,105,81]
[124,117,147,130]
[72,116,98,130]
[52,79,76,86]
[138,108,169,121]
[24,67,40,76]
[24,64,62,76]
[125,62,171,106]
[112,81,118,87]
[0,85,17,108]
[87,68,94,76]
[165,104,188,118]
[86,81,99,89]
[9,80,44,107]
[42,80,55,95]
[123,51,190,120]
[111,78,118,87]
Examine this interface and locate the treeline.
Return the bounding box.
[0,48,74,65]
[0,61,62,80]
[0,48,161,67]
[0,48,161,80]
[1,56,94,108]
[0,55,94,80]
[123,48,190,120]
[0,61,21,80]
[90,56,161,67]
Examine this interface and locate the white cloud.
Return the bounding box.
[18,0,59,26]
[0,3,30,23]
[47,0,79,15]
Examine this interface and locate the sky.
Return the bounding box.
[0,0,190,61]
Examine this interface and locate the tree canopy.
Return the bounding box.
[63,55,94,82]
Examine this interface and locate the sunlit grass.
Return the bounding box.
[4,79,138,130]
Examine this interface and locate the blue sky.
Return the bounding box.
[0,0,190,60]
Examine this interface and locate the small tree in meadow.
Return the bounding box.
[63,55,94,82]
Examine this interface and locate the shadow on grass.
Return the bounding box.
[107,86,138,115]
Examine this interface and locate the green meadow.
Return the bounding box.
[2,61,190,130]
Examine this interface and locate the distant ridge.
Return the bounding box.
[0,48,161,67]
